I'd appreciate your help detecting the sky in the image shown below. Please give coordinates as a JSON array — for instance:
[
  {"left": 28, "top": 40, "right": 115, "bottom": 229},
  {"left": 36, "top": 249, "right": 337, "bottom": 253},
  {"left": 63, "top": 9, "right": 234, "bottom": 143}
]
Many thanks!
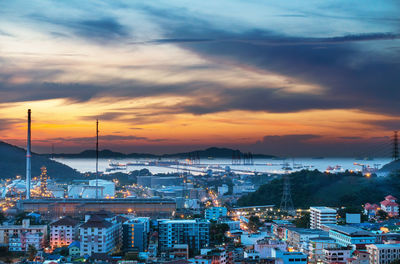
[{"left": 0, "top": 0, "right": 399, "bottom": 156}]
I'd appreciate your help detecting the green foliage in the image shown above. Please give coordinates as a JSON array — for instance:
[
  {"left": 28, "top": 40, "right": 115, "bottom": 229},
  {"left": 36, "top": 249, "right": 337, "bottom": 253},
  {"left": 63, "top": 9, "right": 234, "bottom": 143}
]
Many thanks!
[
  {"left": 238, "top": 169, "right": 397, "bottom": 208},
  {"left": 377, "top": 210, "right": 388, "bottom": 220},
  {"left": 28, "top": 244, "right": 37, "bottom": 261},
  {"left": 124, "top": 252, "right": 140, "bottom": 261},
  {"left": 294, "top": 213, "right": 310, "bottom": 228},
  {"left": 59, "top": 246, "right": 69, "bottom": 257},
  {"left": 248, "top": 216, "right": 262, "bottom": 232},
  {"left": 0, "top": 212, "right": 6, "bottom": 223},
  {"left": 209, "top": 222, "right": 231, "bottom": 245}
]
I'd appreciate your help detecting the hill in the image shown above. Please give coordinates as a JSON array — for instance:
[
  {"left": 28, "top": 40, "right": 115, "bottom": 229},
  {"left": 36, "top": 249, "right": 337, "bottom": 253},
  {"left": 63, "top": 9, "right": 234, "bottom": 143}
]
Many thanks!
[
  {"left": 378, "top": 160, "right": 400, "bottom": 176},
  {"left": 48, "top": 147, "right": 275, "bottom": 159},
  {"left": 237, "top": 169, "right": 400, "bottom": 208},
  {"left": 50, "top": 149, "right": 157, "bottom": 159},
  {"left": 0, "top": 141, "right": 81, "bottom": 181}
]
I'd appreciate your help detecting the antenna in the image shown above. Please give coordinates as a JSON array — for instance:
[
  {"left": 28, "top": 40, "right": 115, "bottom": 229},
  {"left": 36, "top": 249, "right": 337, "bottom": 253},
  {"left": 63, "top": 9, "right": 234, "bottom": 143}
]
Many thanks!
[
  {"left": 96, "top": 119, "right": 99, "bottom": 200},
  {"left": 393, "top": 131, "right": 399, "bottom": 160},
  {"left": 26, "top": 109, "right": 31, "bottom": 200}
]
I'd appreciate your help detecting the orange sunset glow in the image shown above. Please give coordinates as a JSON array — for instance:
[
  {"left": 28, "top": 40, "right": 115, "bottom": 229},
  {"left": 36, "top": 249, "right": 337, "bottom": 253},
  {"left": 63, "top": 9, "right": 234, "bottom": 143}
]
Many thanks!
[{"left": 1, "top": 1, "right": 399, "bottom": 156}]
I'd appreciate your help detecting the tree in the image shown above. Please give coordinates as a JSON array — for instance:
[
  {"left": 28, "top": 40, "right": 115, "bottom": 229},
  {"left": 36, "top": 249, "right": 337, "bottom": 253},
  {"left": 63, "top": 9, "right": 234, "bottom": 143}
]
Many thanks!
[
  {"left": 0, "top": 212, "right": 6, "bottom": 223},
  {"left": 377, "top": 210, "right": 388, "bottom": 220},
  {"left": 209, "top": 222, "right": 231, "bottom": 245},
  {"left": 248, "top": 216, "right": 261, "bottom": 232},
  {"left": 294, "top": 213, "right": 310, "bottom": 228},
  {"left": 28, "top": 244, "right": 37, "bottom": 261},
  {"left": 59, "top": 246, "right": 69, "bottom": 257}
]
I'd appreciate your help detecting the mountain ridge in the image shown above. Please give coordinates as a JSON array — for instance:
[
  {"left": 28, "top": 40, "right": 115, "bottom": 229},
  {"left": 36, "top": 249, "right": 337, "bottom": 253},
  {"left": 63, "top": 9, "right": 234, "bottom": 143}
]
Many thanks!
[{"left": 44, "top": 147, "right": 276, "bottom": 159}]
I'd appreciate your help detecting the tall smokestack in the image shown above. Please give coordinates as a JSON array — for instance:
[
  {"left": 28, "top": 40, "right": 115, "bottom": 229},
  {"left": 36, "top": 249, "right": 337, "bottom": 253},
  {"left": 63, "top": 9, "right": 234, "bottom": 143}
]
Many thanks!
[
  {"left": 26, "top": 109, "right": 31, "bottom": 200},
  {"left": 96, "top": 119, "right": 99, "bottom": 200}
]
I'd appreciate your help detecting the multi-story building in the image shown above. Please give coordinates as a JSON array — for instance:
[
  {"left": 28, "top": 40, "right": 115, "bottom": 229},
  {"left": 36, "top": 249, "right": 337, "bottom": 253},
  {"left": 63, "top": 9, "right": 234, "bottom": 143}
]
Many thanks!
[
  {"left": 272, "top": 220, "right": 295, "bottom": 240},
  {"left": 0, "top": 219, "right": 47, "bottom": 252},
  {"left": 189, "top": 188, "right": 207, "bottom": 200},
  {"left": 79, "top": 213, "right": 120, "bottom": 256},
  {"left": 366, "top": 244, "right": 400, "bottom": 264},
  {"left": 286, "top": 227, "right": 328, "bottom": 249},
  {"left": 168, "top": 244, "right": 189, "bottom": 259},
  {"left": 323, "top": 247, "right": 351, "bottom": 264},
  {"left": 380, "top": 195, "right": 399, "bottom": 217},
  {"left": 271, "top": 248, "right": 308, "bottom": 264},
  {"left": 326, "top": 225, "right": 376, "bottom": 250},
  {"left": 348, "top": 250, "right": 370, "bottom": 264},
  {"left": 50, "top": 216, "right": 80, "bottom": 249},
  {"left": 307, "top": 237, "right": 338, "bottom": 263},
  {"left": 221, "top": 220, "right": 240, "bottom": 231},
  {"left": 254, "top": 239, "right": 287, "bottom": 259},
  {"left": 122, "top": 217, "right": 150, "bottom": 252},
  {"left": 158, "top": 219, "right": 210, "bottom": 254},
  {"left": 364, "top": 203, "right": 379, "bottom": 219},
  {"left": 218, "top": 185, "right": 229, "bottom": 196},
  {"left": 205, "top": 207, "right": 227, "bottom": 221},
  {"left": 310, "top": 207, "right": 337, "bottom": 229},
  {"left": 201, "top": 248, "right": 233, "bottom": 264}
]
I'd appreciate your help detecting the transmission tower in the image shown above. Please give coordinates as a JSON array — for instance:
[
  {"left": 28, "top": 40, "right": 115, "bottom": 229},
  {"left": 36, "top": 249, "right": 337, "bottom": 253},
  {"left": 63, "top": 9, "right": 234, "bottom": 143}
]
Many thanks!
[
  {"left": 393, "top": 131, "right": 399, "bottom": 160},
  {"left": 280, "top": 170, "right": 295, "bottom": 215}
]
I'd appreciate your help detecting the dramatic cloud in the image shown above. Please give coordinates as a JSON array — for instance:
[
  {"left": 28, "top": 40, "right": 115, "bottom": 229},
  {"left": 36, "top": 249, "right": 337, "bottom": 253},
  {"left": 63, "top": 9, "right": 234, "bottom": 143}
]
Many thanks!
[
  {"left": 0, "top": 118, "right": 22, "bottom": 131},
  {"left": 0, "top": 0, "right": 399, "bottom": 155},
  {"left": 248, "top": 134, "right": 391, "bottom": 157}
]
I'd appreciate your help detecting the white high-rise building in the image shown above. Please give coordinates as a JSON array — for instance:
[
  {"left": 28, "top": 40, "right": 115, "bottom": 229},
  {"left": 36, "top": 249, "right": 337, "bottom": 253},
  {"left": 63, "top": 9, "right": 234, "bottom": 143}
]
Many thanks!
[
  {"left": 310, "top": 206, "right": 337, "bottom": 229},
  {"left": 79, "top": 213, "right": 120, "bottom": 256},
  {"left": 50, "top": 216, "right": 80, "bottom": 249}
]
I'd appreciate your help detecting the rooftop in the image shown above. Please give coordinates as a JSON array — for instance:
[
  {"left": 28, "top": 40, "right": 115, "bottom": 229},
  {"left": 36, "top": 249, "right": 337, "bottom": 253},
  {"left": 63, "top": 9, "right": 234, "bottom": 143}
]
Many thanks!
[
  {"left": 50, "top": 216, "right": 79, "bottom": 227},
  {"left": 310, "top": 206, "right": 337, "bottom": 213},
  {"left": 80, "top": 215, "right": 113, "bottom": 229},
  {"left": 326, "top": 224, "right": 375, "bottom": 237},
  {"left": 309, "top": 236, "right": 336, "bottom": 241},
  {"left": 368, "top": 244, "right": 400, "bottom": 249}
]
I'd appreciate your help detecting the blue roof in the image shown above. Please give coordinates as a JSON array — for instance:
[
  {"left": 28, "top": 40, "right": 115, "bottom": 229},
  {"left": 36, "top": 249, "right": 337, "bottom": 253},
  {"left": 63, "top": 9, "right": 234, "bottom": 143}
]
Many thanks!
[{"left": 68, "top": 241, "right": 80, "bottom": 248}]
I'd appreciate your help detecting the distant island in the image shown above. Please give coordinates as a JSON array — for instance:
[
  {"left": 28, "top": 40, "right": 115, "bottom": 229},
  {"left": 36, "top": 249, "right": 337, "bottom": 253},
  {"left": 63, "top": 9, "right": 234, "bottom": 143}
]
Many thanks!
[{"left": 44, "top": 147, "right": 276, "bottom": 159}]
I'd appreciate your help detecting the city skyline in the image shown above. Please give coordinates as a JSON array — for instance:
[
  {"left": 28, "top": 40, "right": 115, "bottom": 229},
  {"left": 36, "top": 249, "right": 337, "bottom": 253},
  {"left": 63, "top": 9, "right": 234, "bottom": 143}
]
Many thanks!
[{"left": 0, "top": 1, "right": 399, "bottom": 156}]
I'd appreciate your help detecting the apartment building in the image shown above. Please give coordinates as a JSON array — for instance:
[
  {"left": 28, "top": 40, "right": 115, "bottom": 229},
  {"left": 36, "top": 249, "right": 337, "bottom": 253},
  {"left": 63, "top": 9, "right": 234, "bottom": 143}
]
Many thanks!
[
  {"left": 158, "top": 219, "right": 210, "bottom": 253},
  {"left": 79, "top": 213, "right": 120, "bottom": 256},
  {"left": 0, "top": 219, "right": 47, "bottom": 252},
  {"left": 50, "top": 216, "right": 80, "bottom": 249},
  {"left": 366, "top": 244, "right": 400, "bottom": 264},
  {"left": 310, "top": 207, "right": 337, "bottom": 229},
  {"left": 122, "top": 217, "right": 150, "bottom": 252}
]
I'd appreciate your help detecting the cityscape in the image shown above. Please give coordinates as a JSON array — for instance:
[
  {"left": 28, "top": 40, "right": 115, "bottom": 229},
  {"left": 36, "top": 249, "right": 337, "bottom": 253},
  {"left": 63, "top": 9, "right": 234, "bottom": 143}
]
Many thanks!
[{"left": 1, "top": 1, "right": 400, "bottom": 264}]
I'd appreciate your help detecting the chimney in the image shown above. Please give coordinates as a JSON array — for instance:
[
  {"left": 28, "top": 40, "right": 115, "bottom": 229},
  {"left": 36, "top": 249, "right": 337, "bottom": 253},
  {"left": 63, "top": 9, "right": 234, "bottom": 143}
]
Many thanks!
[{"left": 26, "top": 109, "right": 31, "bottom": 200}]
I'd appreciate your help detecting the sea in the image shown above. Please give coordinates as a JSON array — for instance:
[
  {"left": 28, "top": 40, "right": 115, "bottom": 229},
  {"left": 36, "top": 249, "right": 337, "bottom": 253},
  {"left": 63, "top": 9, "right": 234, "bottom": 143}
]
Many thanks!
[{"left": 53, "top": 157, "right": 392, "bottom": 175}]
